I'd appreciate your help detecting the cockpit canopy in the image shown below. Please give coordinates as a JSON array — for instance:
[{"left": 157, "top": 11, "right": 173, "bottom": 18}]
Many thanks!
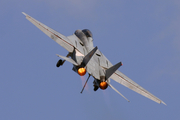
[{"left": 82, "top": 29, "right": 93, "bottom": 38}]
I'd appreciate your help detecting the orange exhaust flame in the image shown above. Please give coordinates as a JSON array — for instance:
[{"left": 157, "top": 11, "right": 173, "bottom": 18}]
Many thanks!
[
  {"left": 78, "top": 68, "right": 86, "bottom": 76},
  {"left": 99, "top": 81, "right": 108, "bottom": 90}
]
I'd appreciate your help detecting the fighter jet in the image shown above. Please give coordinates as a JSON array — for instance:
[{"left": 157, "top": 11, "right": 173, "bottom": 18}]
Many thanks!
[{"left": 22, "top": 12, "right": 166, "bottom": 105}]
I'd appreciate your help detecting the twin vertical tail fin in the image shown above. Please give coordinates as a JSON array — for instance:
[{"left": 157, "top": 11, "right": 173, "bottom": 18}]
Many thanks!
[
  {"left": 81, "top": 46, "right": 98, "bottom": 67},
  {"left": 79, "top": 47, "right": 98, "bottom": 93},
  {"left": 105, "top": 62, "right": 130, "bottom": 102},
  {"left": 105, "top": 62, "right": 123, "bottom": 79}
]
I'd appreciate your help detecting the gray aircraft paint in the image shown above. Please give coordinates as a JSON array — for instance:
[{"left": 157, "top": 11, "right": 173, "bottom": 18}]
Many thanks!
[{"left": 22, "top": 12, "right": 166, "bottom": 105}]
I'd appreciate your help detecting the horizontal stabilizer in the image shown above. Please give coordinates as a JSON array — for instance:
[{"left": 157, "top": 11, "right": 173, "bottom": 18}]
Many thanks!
[
  {"left": 108, "top": 83, "right": 130, "bottom": 102},
  {"left": 56, "top": 54, "right": 78, "bottom": 66},
  {"left": 81, "top": 46, "right": 98, "bottom": 67},
  {"left": 106, "top": 62, "right": 122, "bottom": 79}
]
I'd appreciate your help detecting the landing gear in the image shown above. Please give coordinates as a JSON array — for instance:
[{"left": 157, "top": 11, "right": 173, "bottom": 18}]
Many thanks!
[
  {"left": 93, "top": 85, "right": 99, "bottom": 91},
  {"left": 93, "top": 79, "right": 99, "bottom": 91},
  {"left": 56, "top": 59, "right": 63, "bottom": 67}
]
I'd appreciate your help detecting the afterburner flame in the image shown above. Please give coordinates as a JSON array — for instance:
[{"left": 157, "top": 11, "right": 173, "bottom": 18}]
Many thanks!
[
  {"left": 78, "top": 68, "right": 86, "bottom": 76},
  {"left": 99, "top": 81, "right": 108, "bottom": 90}
]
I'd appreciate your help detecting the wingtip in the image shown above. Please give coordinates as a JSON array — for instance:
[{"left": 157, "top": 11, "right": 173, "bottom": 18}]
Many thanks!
[
  {"left": 22, "top": 12, "right": 27, "bottom": 16},
  {"left": 161, "top": 101, "right": 167, "bottom": 106},
  {"left": 56, "top": 54, "right": 61, "bottom": 57}
]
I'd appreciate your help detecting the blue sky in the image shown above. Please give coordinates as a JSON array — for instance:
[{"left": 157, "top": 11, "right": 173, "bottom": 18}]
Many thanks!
[{"left": 1, "top": 0, "right": 180, "bottom": 120}]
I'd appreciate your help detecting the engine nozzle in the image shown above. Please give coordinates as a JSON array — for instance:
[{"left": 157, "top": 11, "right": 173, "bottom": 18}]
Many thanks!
[
  {"left": 99, "top": 81, "right": 108, "bottom": 90},
  {"left": 78, "top": 68, "right": 86, "bottom": 76}
]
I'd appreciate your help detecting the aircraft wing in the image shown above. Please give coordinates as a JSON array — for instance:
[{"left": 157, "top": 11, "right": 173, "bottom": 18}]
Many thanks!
[
  {"left": 22, "top": 12, "right": 74, "bottom": 53},
  {"left": 110, "top": 70, "right": 166, "bottom": 105},
  {"left": 96, "top": 50, "right": 166, "bottom": 105}
]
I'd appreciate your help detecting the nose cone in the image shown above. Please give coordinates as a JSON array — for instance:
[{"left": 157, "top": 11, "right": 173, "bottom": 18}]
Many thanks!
[{"left": 99, "top": 81, "right": 108, "bottom": 90}]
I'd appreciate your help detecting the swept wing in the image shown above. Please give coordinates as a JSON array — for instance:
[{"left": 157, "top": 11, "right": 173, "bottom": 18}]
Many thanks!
[
  {"left": 23, "top": 12, "right": 165, "bottom": 105},
  {"left": 97, "top": 50, "right": 166, "bottom": 105},
  {"left": 22, "top": 12, "right": 85, "bottom": 55},
  {"left": 110, "top": 70, "right": 166, "bottom": 105}
]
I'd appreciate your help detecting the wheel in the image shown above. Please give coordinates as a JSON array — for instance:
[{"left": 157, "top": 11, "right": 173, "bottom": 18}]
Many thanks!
[
  {"left": 93, "top": 85, "right": 99, "bottom": 91},
  {"left": 56, "top": 59, "right": 63, "bottom": 67}
]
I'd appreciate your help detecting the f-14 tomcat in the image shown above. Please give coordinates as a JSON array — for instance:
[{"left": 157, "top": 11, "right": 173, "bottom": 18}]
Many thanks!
[{"left": 22, "top": 12, "right": 166, "bottom": 105}]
